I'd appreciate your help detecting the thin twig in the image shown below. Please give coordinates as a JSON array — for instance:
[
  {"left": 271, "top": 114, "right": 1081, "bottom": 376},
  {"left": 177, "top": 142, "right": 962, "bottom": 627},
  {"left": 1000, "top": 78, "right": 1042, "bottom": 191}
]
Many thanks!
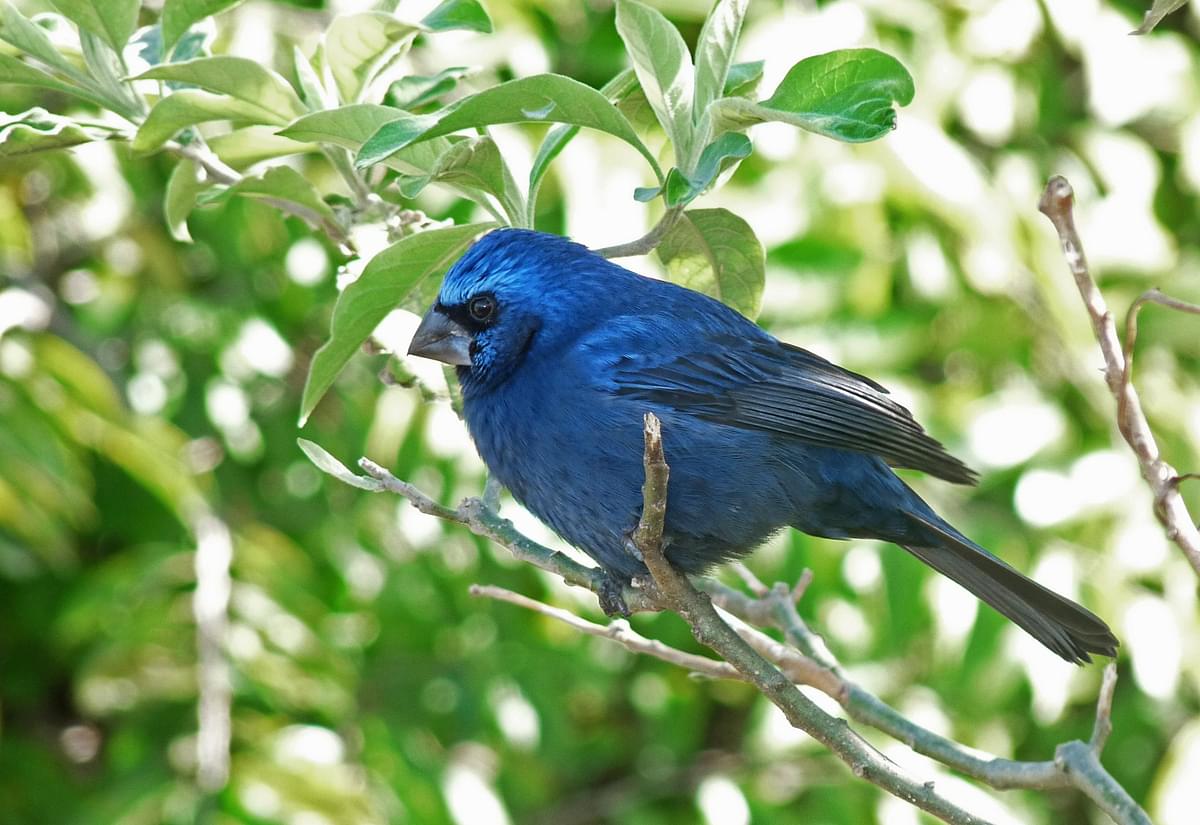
[
  {"left": 594, "top": 206, "right": 684, "bottom": 258},
  {"left": 1122, "top": 288, "right": 1200, "bottom": 387},
  {"left": 631, "top": 414, "right": 991, "bottom": 825},
  {"left": 469, "top": 584, "right": 739, "bottom": 680},
  {"left": 357, "top": 457, "right": 658, "bottom": 612},
  {"left": 1038, "top": 175, "right": 1200, "bottom": 577}
]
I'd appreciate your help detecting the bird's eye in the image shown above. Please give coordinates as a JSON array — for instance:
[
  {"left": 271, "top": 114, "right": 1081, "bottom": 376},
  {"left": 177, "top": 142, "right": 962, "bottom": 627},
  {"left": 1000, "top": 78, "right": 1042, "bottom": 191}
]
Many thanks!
[{"left": 468, "top": 295, "right": 496, "bottom": 323}]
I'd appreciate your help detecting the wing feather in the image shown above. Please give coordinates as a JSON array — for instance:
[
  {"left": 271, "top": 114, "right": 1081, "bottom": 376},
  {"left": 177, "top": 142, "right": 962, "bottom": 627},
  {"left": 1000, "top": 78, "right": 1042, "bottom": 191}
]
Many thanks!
[{"left": 610, "top": 332, "right": 977, "bottom": 485}]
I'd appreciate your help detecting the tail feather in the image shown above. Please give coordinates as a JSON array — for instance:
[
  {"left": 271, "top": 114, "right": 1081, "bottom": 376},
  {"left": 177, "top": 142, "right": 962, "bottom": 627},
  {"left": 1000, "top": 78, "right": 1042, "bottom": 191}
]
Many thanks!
[{"left": 904, "top": 513, "right": 1118, "bottom": 664}]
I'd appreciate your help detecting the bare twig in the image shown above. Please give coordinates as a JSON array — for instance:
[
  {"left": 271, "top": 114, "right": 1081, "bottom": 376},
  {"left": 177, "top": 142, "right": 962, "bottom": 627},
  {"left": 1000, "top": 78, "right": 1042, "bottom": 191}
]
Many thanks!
[
  {"left": 632, "top": 414, "right": 990, "bottom": 825},
  {"left": 357, "top": 457, "right": 659, "bottom": 612},
  {"left": 1038, "top": 175, "right": 1200, "bottom": 577},
  {"left": 594, "top": 206, "right": 684, "bottom": 259},
  {"left": 469, "top": 584, "right": 739, "bottom": 680}
]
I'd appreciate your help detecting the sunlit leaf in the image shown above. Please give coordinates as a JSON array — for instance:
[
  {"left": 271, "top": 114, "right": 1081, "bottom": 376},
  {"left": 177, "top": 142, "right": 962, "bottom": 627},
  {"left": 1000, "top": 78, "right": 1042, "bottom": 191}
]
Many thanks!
[
  {"left": 132, "top": 89, "right": 274, "bottom": 152},
  {"left": 47, "top": 0, "right": 139, "bottom": 52},
  {"left": 292, "top": 44, "right": 333, "bottom": 110},
  {"left": 657, "top": 207, "right": 764, "bottom": 318},
  {"left": 614, "top": 0, "right": 694, "bottom": 164},
  {"left": 163, "top": 157, "right": 206, "bottom": 241},
  {"left": 206, "top": 126, "right": 313, "bottom": 168},
  {"left": 399, "top": 135, "right": 523, "bottom": 225},
  {"left": 708, "top": 48, "right": 914, "bottom": 143},
  {"left": 136, "top": 57, "right": 306, "bottom": 123},
  {"left": 0, "top": 107, "right": 117, "bottom": 157},
  {"left": 209, "top": 165, "right": 337, "bottom": 226},
  {"left": 299, "top": 222, "right": 495, "bottom": 425},
  {"left": 356, "top": 73, "right": 662, "bottom": 182},
  {"left": 386, "top": 66, "right": 472, "bottom": 110},
  {"left": 526, "top": 69, "right": 639, "bottom": 225},
  {"left": 0, "top": 1, "right": 89, "bottom": 80},
  {"left": 296, "top": 439, "right": 384, "bottom": 491},
  {"left": 0, "top": 53, "right": 101, "bottom": 104},
  {"left": 278, "top": 104, "right": 454, "bottom": 174},
  {"left": 324, "top": 11, "right": 420, "bottom": 104},
  {"left": 420, "top": 0, "right": 492, "bottom": 33},
  {"left": 635, "top": 133, "right": 751, "bottom": 206},
  {"left": 693, "top": 0, "right": 748, "bottom": 124},
  {"left": 161, "top": 0, "right": 244, "bottom": 50},
  {"left": 723, "top": 60, "right": 763, "bottom": 97}
]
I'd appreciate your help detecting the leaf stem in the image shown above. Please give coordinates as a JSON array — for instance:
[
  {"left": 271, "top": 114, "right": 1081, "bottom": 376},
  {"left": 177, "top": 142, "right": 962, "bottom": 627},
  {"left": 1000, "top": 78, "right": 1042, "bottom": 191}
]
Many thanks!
[{"left": 594, "top": 205, "right": 683, "bottom": 258}]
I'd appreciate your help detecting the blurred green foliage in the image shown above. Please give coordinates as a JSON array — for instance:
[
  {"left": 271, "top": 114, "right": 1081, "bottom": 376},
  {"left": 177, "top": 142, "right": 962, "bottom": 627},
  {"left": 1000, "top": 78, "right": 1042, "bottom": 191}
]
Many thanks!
[{"left": 3, "top": 1, "right": 1200, "bottom": 824}]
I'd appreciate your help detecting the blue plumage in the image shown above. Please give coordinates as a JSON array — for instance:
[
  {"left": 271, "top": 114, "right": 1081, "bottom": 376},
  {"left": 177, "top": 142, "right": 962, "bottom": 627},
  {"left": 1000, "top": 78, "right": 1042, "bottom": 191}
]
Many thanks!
[{"left": 408, "top": 228, "right": 1117, "bottom": 664}]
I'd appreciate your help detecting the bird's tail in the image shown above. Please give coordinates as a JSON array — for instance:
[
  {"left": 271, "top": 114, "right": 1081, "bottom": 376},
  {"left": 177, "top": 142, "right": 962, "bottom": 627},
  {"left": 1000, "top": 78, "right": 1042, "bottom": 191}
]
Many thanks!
[{"left": 902, "top": 512, "right": 1118, "bottom": 664}]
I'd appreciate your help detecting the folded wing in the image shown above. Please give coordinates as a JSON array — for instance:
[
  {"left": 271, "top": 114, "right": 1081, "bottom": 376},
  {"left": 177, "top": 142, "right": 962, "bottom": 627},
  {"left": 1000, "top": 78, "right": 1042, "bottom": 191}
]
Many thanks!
[{"left": 609, "top": 332, "right": 978, "bottom": 485}]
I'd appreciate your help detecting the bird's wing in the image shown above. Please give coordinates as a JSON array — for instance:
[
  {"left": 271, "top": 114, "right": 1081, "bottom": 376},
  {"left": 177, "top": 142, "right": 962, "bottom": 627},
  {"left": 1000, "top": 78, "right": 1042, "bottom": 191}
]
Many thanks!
[{"left": 603, "top": 328, "right": 978, "bottom": 485}]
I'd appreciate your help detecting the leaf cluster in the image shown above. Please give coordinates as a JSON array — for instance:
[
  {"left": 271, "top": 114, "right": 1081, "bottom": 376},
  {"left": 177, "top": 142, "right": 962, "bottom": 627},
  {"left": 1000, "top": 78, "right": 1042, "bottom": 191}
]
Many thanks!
[{"left": 1, "top": 0, "right": 914, "bottom": 425}]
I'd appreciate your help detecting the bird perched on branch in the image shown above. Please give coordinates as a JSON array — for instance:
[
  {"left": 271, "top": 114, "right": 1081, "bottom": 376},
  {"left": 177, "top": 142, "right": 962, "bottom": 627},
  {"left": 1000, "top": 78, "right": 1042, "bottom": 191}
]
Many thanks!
[{"left": 408, "top": 228, "right": 1118, "bottom": 664}]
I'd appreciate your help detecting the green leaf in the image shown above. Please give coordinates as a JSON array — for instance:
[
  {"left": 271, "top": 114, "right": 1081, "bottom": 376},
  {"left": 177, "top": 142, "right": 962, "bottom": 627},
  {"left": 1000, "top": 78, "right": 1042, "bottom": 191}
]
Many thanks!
[
  {"left": 213, "top": 165, "right": 337, "bottom": 225},
  {"left": 292, "top": 45, "right": 333, "bottom": 110},
  {"left": 0, "top": 107, "right": 117, "bottom": 157},
  {"left": 614, "top": 0, "right": 694, "bottom": 166},
  {"left": 723, "top": 59, "right": 763, "bottom": 97},
  {"left": 324, "top": 11, "right": 420, "bottom": 104},
  {"left": 206, "top": 126, "right": 313, "bottom": 168},
  {"left": 0, "top": 53, "right": 98, "bottom": 102},
  {"left": 136, "top": 57, "right": 306, "bottom": 123},
  {"left": 161, "top": 0, "right": 244, "bottom": 51},
  {"left": 420, "top": 0, "right": 492, "bottom": 33},
  {"left": 46, "top": 0, "right": 139, "bottom": 52},
  {"left": 79, "top": 29, "right": 139, "bottom": 114},
  {"left": 1133, "top": 0, "right": 1187, "bottom": 34},
  {"left": 657, "top": 207, "right": 763, "bottom": 318},
  {"left": 709, "top": 48, "right": 914, "bottom": 143},
  {"left": 399, "top": 136, "right": 523, "bottom": 225},
  {"left": 0, "top": 1, "right": 88, "bottom": 80},
  {"left": 526, "top": 69, "right": 639, "bottom": 226},
  {"left": 684, "top": 131, "right": 750, "bottom": 199},
  {"left": 299, "top": 222, "right": 495, "bottom": 425},
  {"left": 386, "top": 66, "right": 471, "bottom": 110},
  {"left": 163, "top": 157, "right": 207, "bottom": 241},
  {"left": 132, "top": 89, "right": 275, "bottom": 152},
  {"left": 693, "top": 0, "right": 747, "bottom": 125},
  {"left": 356, "top": 73, "right": 662, "bottom": 182},
  {"left": 278, "top": 105, "right": 456, "bottom": 177},
  {"left": 279, "top": 104, "right": 407, "bottom": 150},
  {"left": 297, "top": 439, "right": 384, "bottom": 491},
  {"left": 636, "top": 133, "right": 751, "bottom": 206}
]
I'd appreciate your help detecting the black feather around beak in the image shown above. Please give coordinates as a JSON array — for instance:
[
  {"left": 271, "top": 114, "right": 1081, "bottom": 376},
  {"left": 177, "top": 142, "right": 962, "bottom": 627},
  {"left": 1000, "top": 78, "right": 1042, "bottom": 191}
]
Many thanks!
[{"left": 408, "top": 308, "right": 473, "bottom": 366}]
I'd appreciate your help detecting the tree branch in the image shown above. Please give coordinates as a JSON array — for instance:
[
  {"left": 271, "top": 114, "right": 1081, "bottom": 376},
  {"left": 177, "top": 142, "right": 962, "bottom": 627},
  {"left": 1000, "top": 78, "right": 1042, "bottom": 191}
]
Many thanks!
[
  {"left": 594, "top": 206, "right": 683, "bottom": 259},
  {"left": 1038, "top": 175, "right": 1200, "bottom": 578},
  {"left": 631, "top": 413, "right": 991, "bottom": 825},
  {"left": 333, "top": 435, "right": 1147, "bottom": 824}
]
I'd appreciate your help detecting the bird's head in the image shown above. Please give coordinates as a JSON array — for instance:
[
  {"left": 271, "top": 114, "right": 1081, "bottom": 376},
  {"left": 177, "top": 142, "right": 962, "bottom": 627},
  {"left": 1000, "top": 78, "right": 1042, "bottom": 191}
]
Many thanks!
[{"left": 407, "top": 228, "right": 622, "bottom": 393}]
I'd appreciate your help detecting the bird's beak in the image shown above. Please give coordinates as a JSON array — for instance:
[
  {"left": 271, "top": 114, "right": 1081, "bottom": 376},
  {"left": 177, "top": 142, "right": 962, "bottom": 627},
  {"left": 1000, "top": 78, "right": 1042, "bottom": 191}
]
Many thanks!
[{"left": 408, "top": 308, "right": 473, "bottom": 366}]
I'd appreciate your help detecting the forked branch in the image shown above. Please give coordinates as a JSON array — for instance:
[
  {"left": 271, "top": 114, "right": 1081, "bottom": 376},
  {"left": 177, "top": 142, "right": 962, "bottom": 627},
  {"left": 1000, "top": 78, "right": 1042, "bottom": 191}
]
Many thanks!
[{"left": 1038, "top": 176, "right": 1200, "bottom": 577}]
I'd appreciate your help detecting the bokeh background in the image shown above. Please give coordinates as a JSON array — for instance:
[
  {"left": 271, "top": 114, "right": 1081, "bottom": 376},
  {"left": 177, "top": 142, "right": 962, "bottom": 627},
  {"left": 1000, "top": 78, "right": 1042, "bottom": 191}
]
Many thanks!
[{"left": 3, "top": 0, "right": 1200, "bottom": 823}]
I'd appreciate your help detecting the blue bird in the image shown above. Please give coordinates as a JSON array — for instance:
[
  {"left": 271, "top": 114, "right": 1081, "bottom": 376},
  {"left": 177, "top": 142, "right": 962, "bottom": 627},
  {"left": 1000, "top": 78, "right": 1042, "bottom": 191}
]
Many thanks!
[{"left": 408, "top": 228, "right": 1118, "bottom": 664}]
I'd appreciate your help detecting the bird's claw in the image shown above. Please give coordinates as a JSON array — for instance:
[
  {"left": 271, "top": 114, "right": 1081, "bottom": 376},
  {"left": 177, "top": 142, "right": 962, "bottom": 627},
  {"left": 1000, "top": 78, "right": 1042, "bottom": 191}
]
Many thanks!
[{"left": 597, "top": 572, "right": 632, "bottom": 617}]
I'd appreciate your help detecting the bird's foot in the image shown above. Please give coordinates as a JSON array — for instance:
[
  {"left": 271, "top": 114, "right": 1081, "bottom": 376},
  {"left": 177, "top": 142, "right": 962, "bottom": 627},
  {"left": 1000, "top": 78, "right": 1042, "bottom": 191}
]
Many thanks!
[{"left": 597, "top": 571, "right": 632, "bottom": 618}]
